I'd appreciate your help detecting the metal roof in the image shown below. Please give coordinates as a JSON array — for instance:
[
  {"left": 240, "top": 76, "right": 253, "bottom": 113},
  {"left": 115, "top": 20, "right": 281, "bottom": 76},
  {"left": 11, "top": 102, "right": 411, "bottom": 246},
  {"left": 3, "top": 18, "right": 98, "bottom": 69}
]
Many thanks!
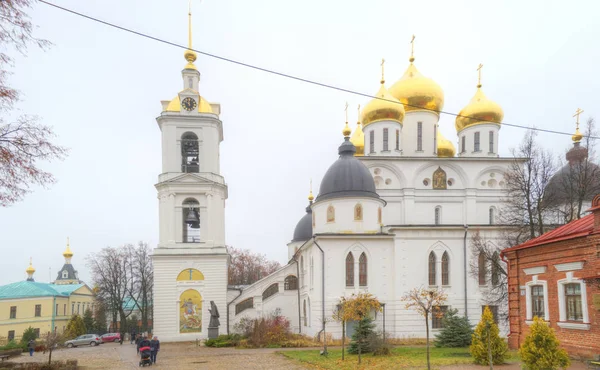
[{"left": 0, "top": 281, "right": 85, "bottom": 300}]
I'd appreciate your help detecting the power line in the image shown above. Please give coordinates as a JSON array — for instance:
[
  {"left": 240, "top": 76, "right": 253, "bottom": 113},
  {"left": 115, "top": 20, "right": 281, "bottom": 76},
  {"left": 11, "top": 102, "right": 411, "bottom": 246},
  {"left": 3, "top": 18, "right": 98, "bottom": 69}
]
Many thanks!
[{"left": 39, "top": 0, "right": 599, "bottom": 140}]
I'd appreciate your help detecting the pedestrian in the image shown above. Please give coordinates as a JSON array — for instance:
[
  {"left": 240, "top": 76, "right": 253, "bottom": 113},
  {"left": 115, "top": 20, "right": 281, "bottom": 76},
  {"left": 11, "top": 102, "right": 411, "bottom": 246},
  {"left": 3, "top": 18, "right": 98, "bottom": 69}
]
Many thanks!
[
  {"left": 135, "top": 334, "right": 142, "bottom": 354},
  {"left": 130, "top": 331, "right": 136, "bottom": 344},
  {"left": 27, "top": 340, "right": 35, "bottom": 356},
  {"left": 150, "top": 336, "right": 160, "bottom": 364}
]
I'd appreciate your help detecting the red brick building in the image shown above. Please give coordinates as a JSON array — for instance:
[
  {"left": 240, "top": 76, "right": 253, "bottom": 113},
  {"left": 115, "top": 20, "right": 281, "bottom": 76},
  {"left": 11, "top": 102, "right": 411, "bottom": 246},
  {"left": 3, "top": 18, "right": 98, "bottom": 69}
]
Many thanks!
[{"left": 502, "top": 194, "right": 600, "bottom": 357}]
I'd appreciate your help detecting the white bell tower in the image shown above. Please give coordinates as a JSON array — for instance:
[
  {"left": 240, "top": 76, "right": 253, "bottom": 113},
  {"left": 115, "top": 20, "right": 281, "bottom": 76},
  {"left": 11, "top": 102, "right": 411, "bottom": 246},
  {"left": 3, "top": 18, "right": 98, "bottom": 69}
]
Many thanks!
[{"left": 152, "top": 5, "right": 228, "bottom": 342}]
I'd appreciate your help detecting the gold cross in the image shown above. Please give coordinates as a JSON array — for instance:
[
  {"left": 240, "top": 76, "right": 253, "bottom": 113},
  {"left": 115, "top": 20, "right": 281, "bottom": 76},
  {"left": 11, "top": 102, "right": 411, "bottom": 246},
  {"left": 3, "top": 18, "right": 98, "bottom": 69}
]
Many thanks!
[
  {"left": 477, "top": 63, "right": 483, "bottom": 87},
  {"left": 573, "top": 108, "right": 584, "bottom": 126},
  {"left": 410, "top": 35, "right": 416, "bottom": 62},
  {"left": 344, "top": 102, "right": 349, "bottom": 122},
  {"left": 380, "top": 58, "right": 385, "bottom": 83}
]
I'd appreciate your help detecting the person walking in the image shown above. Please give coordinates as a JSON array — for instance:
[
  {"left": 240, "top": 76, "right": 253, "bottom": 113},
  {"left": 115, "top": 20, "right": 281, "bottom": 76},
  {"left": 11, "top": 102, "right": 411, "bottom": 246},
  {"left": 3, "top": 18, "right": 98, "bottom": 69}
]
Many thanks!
[
  {"left": 135, "top": 335, "right": 142, "bottom": 355},
  {"left": 27, "top": 340, "right": 35, "bottom": 356},
  {"left": 150, "top": 336, "right": 160, "bottom": 364},
  {"left": 130, "top": 331, "right": 136, "bottom": 344}
]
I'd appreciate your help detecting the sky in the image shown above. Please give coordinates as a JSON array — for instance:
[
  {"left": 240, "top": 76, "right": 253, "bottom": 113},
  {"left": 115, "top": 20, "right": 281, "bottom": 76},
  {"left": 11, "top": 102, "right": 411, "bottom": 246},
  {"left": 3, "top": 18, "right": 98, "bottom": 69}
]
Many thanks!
[{"left": 0, "top": 0, "right": 599, "bottom": 285}]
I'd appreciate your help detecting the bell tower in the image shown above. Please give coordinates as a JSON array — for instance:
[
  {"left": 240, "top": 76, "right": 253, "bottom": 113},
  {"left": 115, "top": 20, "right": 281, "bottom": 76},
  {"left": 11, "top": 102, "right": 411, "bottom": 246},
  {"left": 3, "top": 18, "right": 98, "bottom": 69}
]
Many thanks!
[{"left": 152, "top": 4, "right": 228, "bottom": 342}]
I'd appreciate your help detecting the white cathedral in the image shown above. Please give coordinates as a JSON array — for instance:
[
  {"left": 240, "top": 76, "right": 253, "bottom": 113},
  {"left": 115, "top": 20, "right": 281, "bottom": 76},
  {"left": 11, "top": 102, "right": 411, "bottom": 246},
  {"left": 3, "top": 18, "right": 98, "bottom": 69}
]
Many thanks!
[{"left": 152, "top": 15, "right": 513, "bottom": 342}]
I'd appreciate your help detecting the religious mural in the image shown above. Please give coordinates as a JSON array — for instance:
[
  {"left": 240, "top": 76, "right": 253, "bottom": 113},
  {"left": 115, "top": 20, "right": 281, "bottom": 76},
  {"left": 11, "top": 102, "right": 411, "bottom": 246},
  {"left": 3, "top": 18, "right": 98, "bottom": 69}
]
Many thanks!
[
  {"left": 180, "top": 289, "right": 202, "bottom": 333},
  {"left": 432, "top": 167, "right": 447, "bottom": 190},
  {"left": 354, "top": 203, "right": 363, "bottom": 221},
  {"left": 327, "top": 205, "right": 335, "bottom": 222}
]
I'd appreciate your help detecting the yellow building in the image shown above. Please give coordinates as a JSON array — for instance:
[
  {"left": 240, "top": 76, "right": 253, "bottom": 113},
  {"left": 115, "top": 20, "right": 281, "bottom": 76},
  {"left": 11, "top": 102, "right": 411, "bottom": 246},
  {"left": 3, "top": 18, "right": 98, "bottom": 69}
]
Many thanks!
[{"left": 0, "top": 241, "right": 94, "bottom": 342}]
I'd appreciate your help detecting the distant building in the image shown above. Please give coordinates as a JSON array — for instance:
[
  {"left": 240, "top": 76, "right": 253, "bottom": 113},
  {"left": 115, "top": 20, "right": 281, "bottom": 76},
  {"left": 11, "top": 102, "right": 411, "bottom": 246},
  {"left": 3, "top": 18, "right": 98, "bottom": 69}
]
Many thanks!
[
  {"left": 0, "top": 240, "right": 94, "bottom": 342},
  {"left": 503, "top": 194, "right": 600, "bottom": 357}
]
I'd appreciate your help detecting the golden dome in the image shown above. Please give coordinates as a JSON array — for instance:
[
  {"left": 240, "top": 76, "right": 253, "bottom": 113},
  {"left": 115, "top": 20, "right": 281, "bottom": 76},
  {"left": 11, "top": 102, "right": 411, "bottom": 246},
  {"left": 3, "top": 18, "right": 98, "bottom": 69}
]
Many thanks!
[
  {"left": 361, "top": 83, "right": 405, "bottom": 127},
  {"left": 572, "top": 127, "right": 583, "bottom": 143},
  {"left": 437, "top": 129, "right": 455, "bottom": 158},
  {"left": 455, "top": 87, "right": 504, "bottom": 132},
  {"left": 26, "top": 260, "right": 35, "bottom": 274},
  {"left": 342, "top": 121, "right": 352, "bottom": 137},
  {"left": 308, "top": 189, "right": 314, "bottom": 202},
  {"left": 389, "top": 62, "right": 444, "bottom": 115},
  {"left": 184, "top": 50, "right": 198, "bottom": 70},
  {"left": 350, "top": 122, "right": 364, "bottom": 156},
  {"left": 63, "top": 243, "right": 73, "bottom": 259},
  {"left": 165, "top": 95, "right": 213, "bottom": 113}
]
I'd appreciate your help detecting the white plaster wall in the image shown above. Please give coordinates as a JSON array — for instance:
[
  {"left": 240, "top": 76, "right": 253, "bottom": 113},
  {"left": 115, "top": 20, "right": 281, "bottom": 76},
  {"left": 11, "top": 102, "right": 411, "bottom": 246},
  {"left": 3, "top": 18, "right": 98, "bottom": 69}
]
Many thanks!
[
  {"left": 458, "top": 124, "right": 500, "bottom": 158},
  {"left": 312, "top": 198, "right": 385, "bottom": 235},
  {"left": 401, "top": 112, "right": 439, "bottom": 156},
  {"left": 362, "top": 120, "right": 403, "bottom": 156}
]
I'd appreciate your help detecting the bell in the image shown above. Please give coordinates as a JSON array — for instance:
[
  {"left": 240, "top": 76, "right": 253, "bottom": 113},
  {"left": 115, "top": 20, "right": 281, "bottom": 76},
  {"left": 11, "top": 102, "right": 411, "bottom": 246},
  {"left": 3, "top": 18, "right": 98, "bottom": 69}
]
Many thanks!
[{"left": 185, "top": 208, "right": 199, "bottom": 225}]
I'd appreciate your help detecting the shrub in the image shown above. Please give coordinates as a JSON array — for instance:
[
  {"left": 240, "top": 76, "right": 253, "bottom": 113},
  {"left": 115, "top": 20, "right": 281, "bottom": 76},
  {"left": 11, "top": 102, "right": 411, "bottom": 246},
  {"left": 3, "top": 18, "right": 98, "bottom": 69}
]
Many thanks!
[
  {"left": 233, "top": 312, "right": 293, "bottom": 348},
  {"left": 519, "top": 316, "right": 570, "bottom": 370},
  {"left": 0, "top": 340, "right": 26, "bottom": 352},
  {"left": 21, "top": 327, "right": 37, "bottom": 345},
  {"left": 435, "top": 309, "right": 473, "bottom": 347},
  {"left": 470, "top": 306, "right": 508, "bottom": 365},
  {"left": 348, "top": 316, "right": 376, "bottom": 354},
  {"left": 205, "top": 334, "right": 242, "bottom": 347},
  {"left": 65, "top": 315, "right": 86, "bottom": 339},
  {"left": 368, "top": 331, "right": 392, "bottom": 356}
]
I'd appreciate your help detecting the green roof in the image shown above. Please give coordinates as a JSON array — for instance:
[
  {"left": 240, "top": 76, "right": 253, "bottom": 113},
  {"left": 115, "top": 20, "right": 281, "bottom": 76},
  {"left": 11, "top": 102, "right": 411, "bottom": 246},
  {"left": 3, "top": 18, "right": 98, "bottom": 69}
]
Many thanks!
[{"left": 0, "top": 281, "right": 85, "bottom": 300}]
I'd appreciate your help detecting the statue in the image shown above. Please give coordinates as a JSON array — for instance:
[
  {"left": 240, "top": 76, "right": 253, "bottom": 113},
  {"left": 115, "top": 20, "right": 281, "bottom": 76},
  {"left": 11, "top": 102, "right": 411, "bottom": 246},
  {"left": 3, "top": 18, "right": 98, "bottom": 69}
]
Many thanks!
[
  {"left": 208, "top": 300, "right": 220, "bottom": 339},
  {"left": 432, "top": 167, "right": 447, "bottom": 190}
]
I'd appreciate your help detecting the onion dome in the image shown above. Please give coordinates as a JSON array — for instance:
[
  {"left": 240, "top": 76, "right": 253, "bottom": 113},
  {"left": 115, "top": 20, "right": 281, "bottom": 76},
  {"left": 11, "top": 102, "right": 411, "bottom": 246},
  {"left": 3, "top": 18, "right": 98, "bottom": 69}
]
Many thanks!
[
  {"left": 388, "top": 60, "right": 444, "bottom": 115},
  {"left": 455, "top": 87, "right": 503, "bottom": 132},
  {"left": 350, "top": 121, "right": 365, "bottom": 156},
  {"left": 316, "top": 127, "right": 381, "bottom": 202},
  {"left": 25, "top": 260, "right": 35, "bottom": 275},
  {"left": 361, "top": 83, "right": 405, "bottom": 127},
  {"left": 292, "top": 192, "right": 314, "bottom": 242},
  {"left": 63, "top": 241, "right": 73, "bottom": 259},
  {"left": 437, "top": 129, "right": 456, "bottom": 158},
  {"left": 165, "top": 95, "right": 213, "bottom": 113},
  {"left": 572, "top": 127, "right": 583, "bottom": 143}
]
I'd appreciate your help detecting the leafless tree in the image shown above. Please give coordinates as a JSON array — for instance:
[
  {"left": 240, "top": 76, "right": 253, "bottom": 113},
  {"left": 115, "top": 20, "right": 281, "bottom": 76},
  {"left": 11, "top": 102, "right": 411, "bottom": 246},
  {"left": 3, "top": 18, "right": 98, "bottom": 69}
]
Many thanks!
[
  {"left": 126, "top": 242, "right": 153, "bottom": 332},
  {"left": 43, "top": 330, "right": 63, "bottom": 365},
  {"left": 0, "top": 0, "right": 67, "bottom": 206},
  {"left": 227, "top": 246, "right": 281, "bottom": 285}
]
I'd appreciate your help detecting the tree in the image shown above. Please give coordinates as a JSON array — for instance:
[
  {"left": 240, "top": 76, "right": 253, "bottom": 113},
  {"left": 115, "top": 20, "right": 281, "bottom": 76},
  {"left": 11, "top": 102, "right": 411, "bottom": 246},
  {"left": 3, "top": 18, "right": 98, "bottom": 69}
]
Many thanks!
[
  {"left": 348, "top": 316, "right": 376, "bottom": 355},
  {"left": 434, "top": 308, "right": 473, "bottom": 348},
  {"left": 93, "top": 299, "right": 108, "bottom": 334},
  {"left": 401, "top": 287, "right": 447, "bottom": 370},
  {"left": 227, "top": 246, "right": 281, "bottom": 285},
  {"left": 334, "top": 293, "right": 382, "bottom": 364},
  {"left": 65, "top": 315, "right": 86, "bottom": 339},
  {"left": 82, "top": 308, "right": 94, "bottom": 334},
  {"left": 0, "top": 1, "right": 67, "bottom": 207},
  {"left": 43, "top": 331, "right": 63, "bottom": 365},
  {"left": 126, "top": 242, "right": 153, "bottom": 332},
  {"left": 519, "top": 316, "right": 570, "bottom": 370},
  {"left": 20, "top": 326, "right": 36, "bottom": 345},
  {"left": 470, "top": 306, "right": 507, "bottom": 368}
]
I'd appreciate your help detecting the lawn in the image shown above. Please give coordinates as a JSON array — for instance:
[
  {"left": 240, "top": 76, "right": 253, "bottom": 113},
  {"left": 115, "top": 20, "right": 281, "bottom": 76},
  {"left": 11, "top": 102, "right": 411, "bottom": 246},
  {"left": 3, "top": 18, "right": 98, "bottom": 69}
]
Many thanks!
[{"left": 281, "top": 346, "right": 520, "bottom": 370}]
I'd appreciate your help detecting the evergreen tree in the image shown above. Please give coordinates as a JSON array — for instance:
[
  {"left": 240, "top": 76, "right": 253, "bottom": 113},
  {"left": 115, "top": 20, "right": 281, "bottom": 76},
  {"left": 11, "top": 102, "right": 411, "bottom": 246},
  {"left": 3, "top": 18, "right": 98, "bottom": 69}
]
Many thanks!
[
  {"left": 348, "top": 316, "right": 376, "bottom": 354},
  {"left": 519, "top": 316, "right": 570, "bottom": 370},
  {"left": 83, "top": 309, "right": 94, "bottom": 334},
  {"left": 470, "top": 306, "right": 508, "bottom": 366},
  {"left": 20, "top": 326, "right": 36, "bottom": 344},
  {"left": 65, "top": 315, "right": 86, "bottom": 339},
  {"left": 93, "top": 300, "right": 108, "bottom": 334},
  {"left": 435, "top": 309, "right": 473, "bottom": 348}
]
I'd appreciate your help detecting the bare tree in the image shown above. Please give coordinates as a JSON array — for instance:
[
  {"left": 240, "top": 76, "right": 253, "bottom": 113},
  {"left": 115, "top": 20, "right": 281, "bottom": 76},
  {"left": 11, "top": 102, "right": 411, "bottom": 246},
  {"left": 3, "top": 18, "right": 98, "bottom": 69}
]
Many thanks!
[
  {"left": 227, "top": 246, "right": 281, "bottom": 285},
  {"left": 0, "top": 1, "right": 67, "bottom": 206},
  {"left": 43, "top": 331, "right": 63, "bottom": 365},
  {"left": 126, "top": 242, "right": 153, "bottom": 332}
]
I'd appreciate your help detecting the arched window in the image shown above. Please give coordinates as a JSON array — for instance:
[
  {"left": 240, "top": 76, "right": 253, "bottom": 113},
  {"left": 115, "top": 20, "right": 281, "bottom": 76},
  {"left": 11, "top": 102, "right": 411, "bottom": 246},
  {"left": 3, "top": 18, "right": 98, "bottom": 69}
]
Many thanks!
[
  {"left": 378, "top": 207, "right": 382, "bottom": 225},
  {"left": 327, "top": 205, "right": 335, "bottom": 222},
  {"left": 489, "top": 207, "right": 496, "bottom": 225},
  {"left": 354, "top": 203, "right": 363, "bottom": 221},
  {"left": 310, "top": 257, "right": 314, "bottom": 288},
  {"left": 284, "top": 275, "right": 298, "bottom": 290},
  {"left": 441, "top": 252, "right": 449, "bottom": 286},
  {"left": 300, "top": 256, "right": 305, "bottom": 285},
  {"left": 181, "top": 132, "right": 199, "bottom": 173},
  {"left": 491, "top": 252, "right": 500, "bottom": 286},
  {"left": 262, "top": 283, "right": 279, "bottom": 301},
  {"left": 428, "top": 252, "right": 436, "bottom": 286},
  {"left": 478, "top": 252, "right": 487, "bottom": 285},
  {"left": 345, "top": 253, "right": 354, "bottom": 287},
  {"left": 235, "top": 298, "right": 253, "bottom": 315},
  {"left": 303, "top": 300, "right": 307, "bottom": 326},
  {"left": 182, "top": 198, "right": 200, "bottom": 243},
  {"left": 359, "top": 253, "right": 367, "bottom": 287},
  {"left": 434, "top": 207, "right": 441, "bottom": 225}
]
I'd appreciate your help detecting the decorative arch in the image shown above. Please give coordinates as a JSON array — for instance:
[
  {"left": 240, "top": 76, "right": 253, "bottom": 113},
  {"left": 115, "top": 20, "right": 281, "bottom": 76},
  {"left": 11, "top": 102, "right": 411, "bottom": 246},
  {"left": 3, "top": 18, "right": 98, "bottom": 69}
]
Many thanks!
[
  {"left": 359, "top": 252, "right": 367, "bottom": 287},
  {"left": 284, "top": 275, "right": 298, "bottom": 290},
  {"left": 327, "top": 205, "right": 335, "bottom": 222},
  {"left": 262, "top": 283, "right": 279, "bottom": 301},
  {"left": 345, "top": 252, "right": 354, "bottom": 287},
  {"left": 354, "top": 203, "right": 363, "bottom": 221},
  {"left": 177, "top": 268, "right": 205, "bottom": 281},
  {"left": 428, "top": 252, "right": 437, "bottom": 286},
  {"left": 179, "top": 289, "right": 202, "bottom": 333},
  {"left": 432, "top": 167, "right": 447, "bottom": 190},
  {"left": 441, "top": 251, "right": 449, "bottom": 286},
  {"left": 365, "top": 163, "right": 406, "bottom": 188}
]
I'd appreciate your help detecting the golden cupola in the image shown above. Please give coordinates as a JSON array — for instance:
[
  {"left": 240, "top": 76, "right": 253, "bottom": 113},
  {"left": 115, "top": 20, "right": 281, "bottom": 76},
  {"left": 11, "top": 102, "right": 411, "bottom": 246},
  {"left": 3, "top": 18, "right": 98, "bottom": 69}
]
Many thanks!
[
  {"left": 26, "top": 258, "right": 35, "bottom": 281},
  {"left": 361, "top": 60, "right": 405, "bottom": 127},
  {"left": 389, "top": 36, "right": 444, "bottom": 115},
  {"left": 350, "top": 105, "right": 365, "bottom": 156},
  {"left": 572, "top": 108, "right": 584, "bottom": 143},
  {"left": 455, "top": 64, "right": 504, "bottom": 132},
  {"left": 63, "top": 237, "right": 73, "bottom": 261},
  {"left": 437, "top": 129, "right": 456, "bottom": 158}
]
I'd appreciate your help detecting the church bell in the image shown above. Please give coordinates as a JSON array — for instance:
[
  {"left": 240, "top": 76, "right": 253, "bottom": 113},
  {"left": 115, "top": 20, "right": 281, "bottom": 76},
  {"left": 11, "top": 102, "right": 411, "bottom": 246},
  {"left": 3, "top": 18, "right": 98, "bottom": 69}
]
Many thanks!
[{"left": 185, "top": 208, "right": 199, "bottom": 228}]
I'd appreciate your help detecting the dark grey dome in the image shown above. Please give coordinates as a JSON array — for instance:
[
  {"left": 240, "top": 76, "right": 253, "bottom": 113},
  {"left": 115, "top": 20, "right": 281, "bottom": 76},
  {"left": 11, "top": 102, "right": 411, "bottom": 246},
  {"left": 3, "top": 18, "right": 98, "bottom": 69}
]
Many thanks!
[
  {"left": 316, "top": 138, "right": 380, "bottom": 202},
  {"left": 292, "top": 205, "right": 313, "bottom": 242}
]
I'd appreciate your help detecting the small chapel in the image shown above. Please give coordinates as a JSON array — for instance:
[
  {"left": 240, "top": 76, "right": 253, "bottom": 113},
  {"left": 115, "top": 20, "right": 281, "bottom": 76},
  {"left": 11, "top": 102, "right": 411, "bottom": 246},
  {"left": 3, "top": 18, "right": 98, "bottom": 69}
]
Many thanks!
[{"left": 152, "top": 11, "right": 522, "bottom": 342}]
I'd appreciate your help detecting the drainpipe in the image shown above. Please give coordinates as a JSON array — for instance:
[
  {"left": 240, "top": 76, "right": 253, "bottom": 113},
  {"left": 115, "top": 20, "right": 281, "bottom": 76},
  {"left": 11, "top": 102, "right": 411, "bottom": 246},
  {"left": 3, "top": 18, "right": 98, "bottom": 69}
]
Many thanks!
[
  {"left": 226, "top": 288, "right": 243, "bottom": 335},
  {"left": 293, "top": 255, "right": 302, "bottom": 334},
  {"left": 463, "top": 225, "right": 469, "bottom": 318},
  {"left": 313, "top": 239, "right": 327, "bottom": 355},
  {"left": 51, "top": 296, "right": 57, "bottom": 333}
]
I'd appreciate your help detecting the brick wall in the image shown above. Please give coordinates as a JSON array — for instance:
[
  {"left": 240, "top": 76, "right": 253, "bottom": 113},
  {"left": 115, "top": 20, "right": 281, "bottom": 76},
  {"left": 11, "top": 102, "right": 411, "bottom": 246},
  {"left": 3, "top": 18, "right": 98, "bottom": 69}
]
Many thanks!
[{"left": 505, "top": 234, "right": 600, "bottom": 357}]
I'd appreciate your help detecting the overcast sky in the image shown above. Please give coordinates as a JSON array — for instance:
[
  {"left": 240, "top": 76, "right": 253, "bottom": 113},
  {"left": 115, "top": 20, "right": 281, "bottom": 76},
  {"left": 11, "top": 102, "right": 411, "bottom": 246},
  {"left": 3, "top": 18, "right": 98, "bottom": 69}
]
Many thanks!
[{"left": 1, "top": 0, "right": 598, "bottom": 285}]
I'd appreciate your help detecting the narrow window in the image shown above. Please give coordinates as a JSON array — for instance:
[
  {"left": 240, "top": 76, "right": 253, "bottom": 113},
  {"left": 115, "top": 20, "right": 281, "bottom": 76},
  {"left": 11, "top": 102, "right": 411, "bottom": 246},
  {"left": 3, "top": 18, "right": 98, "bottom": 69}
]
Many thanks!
[
  {"left": 300, "top": 256, "right": 304, "bottom": 285},
  {"left": 491, "top": 252, "right": 500, "bottom": 286},
  {"left": 55, "top": 304, "right": 58, "bottom": 315},
  {"left": 181, "top": 132, "right": 200, "bottom": 173},
  {"left": 434, "top": 206, "right": 441, "bottom": 225},
  {"left": 395, "top": 129, "right": 400, "bottom": 150},
  {"left": 531, "top": 285, "right": 545, "bottom": 319},
  {"left": 359, "top": 253, "right": 367, "bottom": 287},
  {"left": 262, "top": 283, "right": 279, "bottom": 301},
  {"left": 77, "top": 303, "right": 80, "bottom": 314},
  {"left": 7, "top": 331, "right": 14, "bottom": 341},
  {"left": 62, "top": 270, "right": 68, "bottom": 279},
  {"left": 432, "top": 305, "right": 448, "bottom": 329},
  {"left": 310, "top": 257, "right": 314, "bottom": 287},
  {"left": 383, "top": 128, "right": 389, "bottom": 151},
  {"left": 9, "top": 306, "right": 16, "bottom": 319},
  {"left": 489, "top": 207, "right": 495, "bottom": 225},
  {"left": 284, "top": 275, "right": 298, "bottom": 290},
  {"left": 33, "top": 328, "right": 40, "bottom": 338},
  {"left": 369, "top": 131, "right": 375, "bottom": 153},
  {"left": 182, "top": 198, "right": 200, "bottom": 243},
  {"left": 474, "top": 132, "right": 480, "bottom": 152},
  {"left": 354, "top": 203, "right": 363, "bottom": 221},
  {"left": 63, "top": 304, "right": 66, "bottom": 316},
  {"left": 71, "top": 303, "right": 74, "bottom": 315},
  {"left": 303, "top": 300, "right": 307, "bottom": 326},
  {"left": 488, "top": 131, "right": 494, "bottom": 153},
  {"left": 565, "top": 283, "right": 583, "bottom": 321},
  {"left": 235, "top": 298, "right": 254, "bottom": 315},
  {"left": 345, "top": 253, "right": 354, "bottom": 287},
  {"left": 188, "top": 77, "right": 193, "bottom": 89},
  {"left": 478, "top": 252, "right": 487, "bottom": 285},
  {"left": 441, "top": 252, "right": 449, "bottom": 285},
  {"left": 461, "top": 136, "right": 465, "bottom": 153},
  {"left": 433, "top": 127, "right": 437, "bottom": 154},
  {"left": 377, "top": 207, "right": 382, "bottom": 225},
  {"left": 428, "top": 252, "right": 436, "bottom": 286},
  {"left": 417, "top": 122, "right": 423, "bottom": 151}
]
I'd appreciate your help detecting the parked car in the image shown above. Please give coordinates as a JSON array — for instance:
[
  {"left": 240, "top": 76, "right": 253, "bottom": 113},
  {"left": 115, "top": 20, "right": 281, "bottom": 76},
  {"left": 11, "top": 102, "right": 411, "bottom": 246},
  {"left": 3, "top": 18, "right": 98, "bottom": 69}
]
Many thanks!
[
  {"left": 65, "top": 334, "right": 102, "bottom": 348},
  {"left": 100, "top": 333, "right": 121, "bottom": 343}
]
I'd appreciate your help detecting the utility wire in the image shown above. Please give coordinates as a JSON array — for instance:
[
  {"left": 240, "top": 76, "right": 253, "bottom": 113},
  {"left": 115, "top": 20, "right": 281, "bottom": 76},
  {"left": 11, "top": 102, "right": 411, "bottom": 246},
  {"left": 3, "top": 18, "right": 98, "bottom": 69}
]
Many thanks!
[{"left": 39, "top": 0, "right": 599, "bottom": 140}]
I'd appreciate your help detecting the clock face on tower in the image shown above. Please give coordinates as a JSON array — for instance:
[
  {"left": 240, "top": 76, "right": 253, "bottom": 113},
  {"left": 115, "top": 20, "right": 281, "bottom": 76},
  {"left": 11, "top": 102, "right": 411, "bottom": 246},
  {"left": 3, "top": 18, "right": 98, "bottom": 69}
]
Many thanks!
[{"left": 181, "top": 97, "right": 197, "bottom": 112}]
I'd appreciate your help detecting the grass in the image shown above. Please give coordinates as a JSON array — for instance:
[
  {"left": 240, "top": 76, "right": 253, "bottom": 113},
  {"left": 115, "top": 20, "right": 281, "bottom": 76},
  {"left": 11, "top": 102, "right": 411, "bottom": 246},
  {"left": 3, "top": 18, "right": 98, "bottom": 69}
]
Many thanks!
[{"left": 280, "top": 346, "right": 520, "bottom": 370}]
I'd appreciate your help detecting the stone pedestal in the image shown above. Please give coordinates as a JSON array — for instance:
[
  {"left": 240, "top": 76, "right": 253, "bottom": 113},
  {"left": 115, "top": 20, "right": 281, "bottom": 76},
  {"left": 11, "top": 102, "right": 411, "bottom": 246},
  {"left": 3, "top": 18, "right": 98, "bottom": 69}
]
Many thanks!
[{"left": 208, "top": 327, "right": 219, "bottom": 339}]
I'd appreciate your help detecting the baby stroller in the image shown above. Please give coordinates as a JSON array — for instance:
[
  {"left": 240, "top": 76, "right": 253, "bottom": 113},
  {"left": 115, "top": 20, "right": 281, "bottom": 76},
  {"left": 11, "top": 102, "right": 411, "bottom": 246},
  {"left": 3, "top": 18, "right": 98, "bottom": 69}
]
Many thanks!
[{"left": 139, "top": 346, "right": 152, "bottom": 367}]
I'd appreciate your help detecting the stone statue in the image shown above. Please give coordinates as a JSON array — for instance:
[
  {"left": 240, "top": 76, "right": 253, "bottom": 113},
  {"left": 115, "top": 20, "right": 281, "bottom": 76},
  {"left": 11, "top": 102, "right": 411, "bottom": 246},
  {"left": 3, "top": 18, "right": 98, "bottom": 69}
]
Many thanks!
[{"left": 208, "top": 301, "right": 220, "bottom": 339}]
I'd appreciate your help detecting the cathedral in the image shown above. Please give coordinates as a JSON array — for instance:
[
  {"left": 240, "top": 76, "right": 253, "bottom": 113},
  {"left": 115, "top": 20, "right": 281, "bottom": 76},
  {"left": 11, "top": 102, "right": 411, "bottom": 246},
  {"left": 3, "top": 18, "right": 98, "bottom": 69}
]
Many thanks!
[{"left": 152, "top": 12, "right": 514, "bottom": 342}]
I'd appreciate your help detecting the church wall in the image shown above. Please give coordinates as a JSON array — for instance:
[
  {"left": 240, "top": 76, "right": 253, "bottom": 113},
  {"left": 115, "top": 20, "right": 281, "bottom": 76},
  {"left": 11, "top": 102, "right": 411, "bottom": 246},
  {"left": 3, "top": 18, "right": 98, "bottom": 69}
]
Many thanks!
[
  {"left": 312, "top": 198, "right": 384, "bottom": 235},
  {"left": 362, "top": 120, "right": 403, "bottom": 156},
  {"left": 400, "top": 112, "right": 438, "bottom": 157}
]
